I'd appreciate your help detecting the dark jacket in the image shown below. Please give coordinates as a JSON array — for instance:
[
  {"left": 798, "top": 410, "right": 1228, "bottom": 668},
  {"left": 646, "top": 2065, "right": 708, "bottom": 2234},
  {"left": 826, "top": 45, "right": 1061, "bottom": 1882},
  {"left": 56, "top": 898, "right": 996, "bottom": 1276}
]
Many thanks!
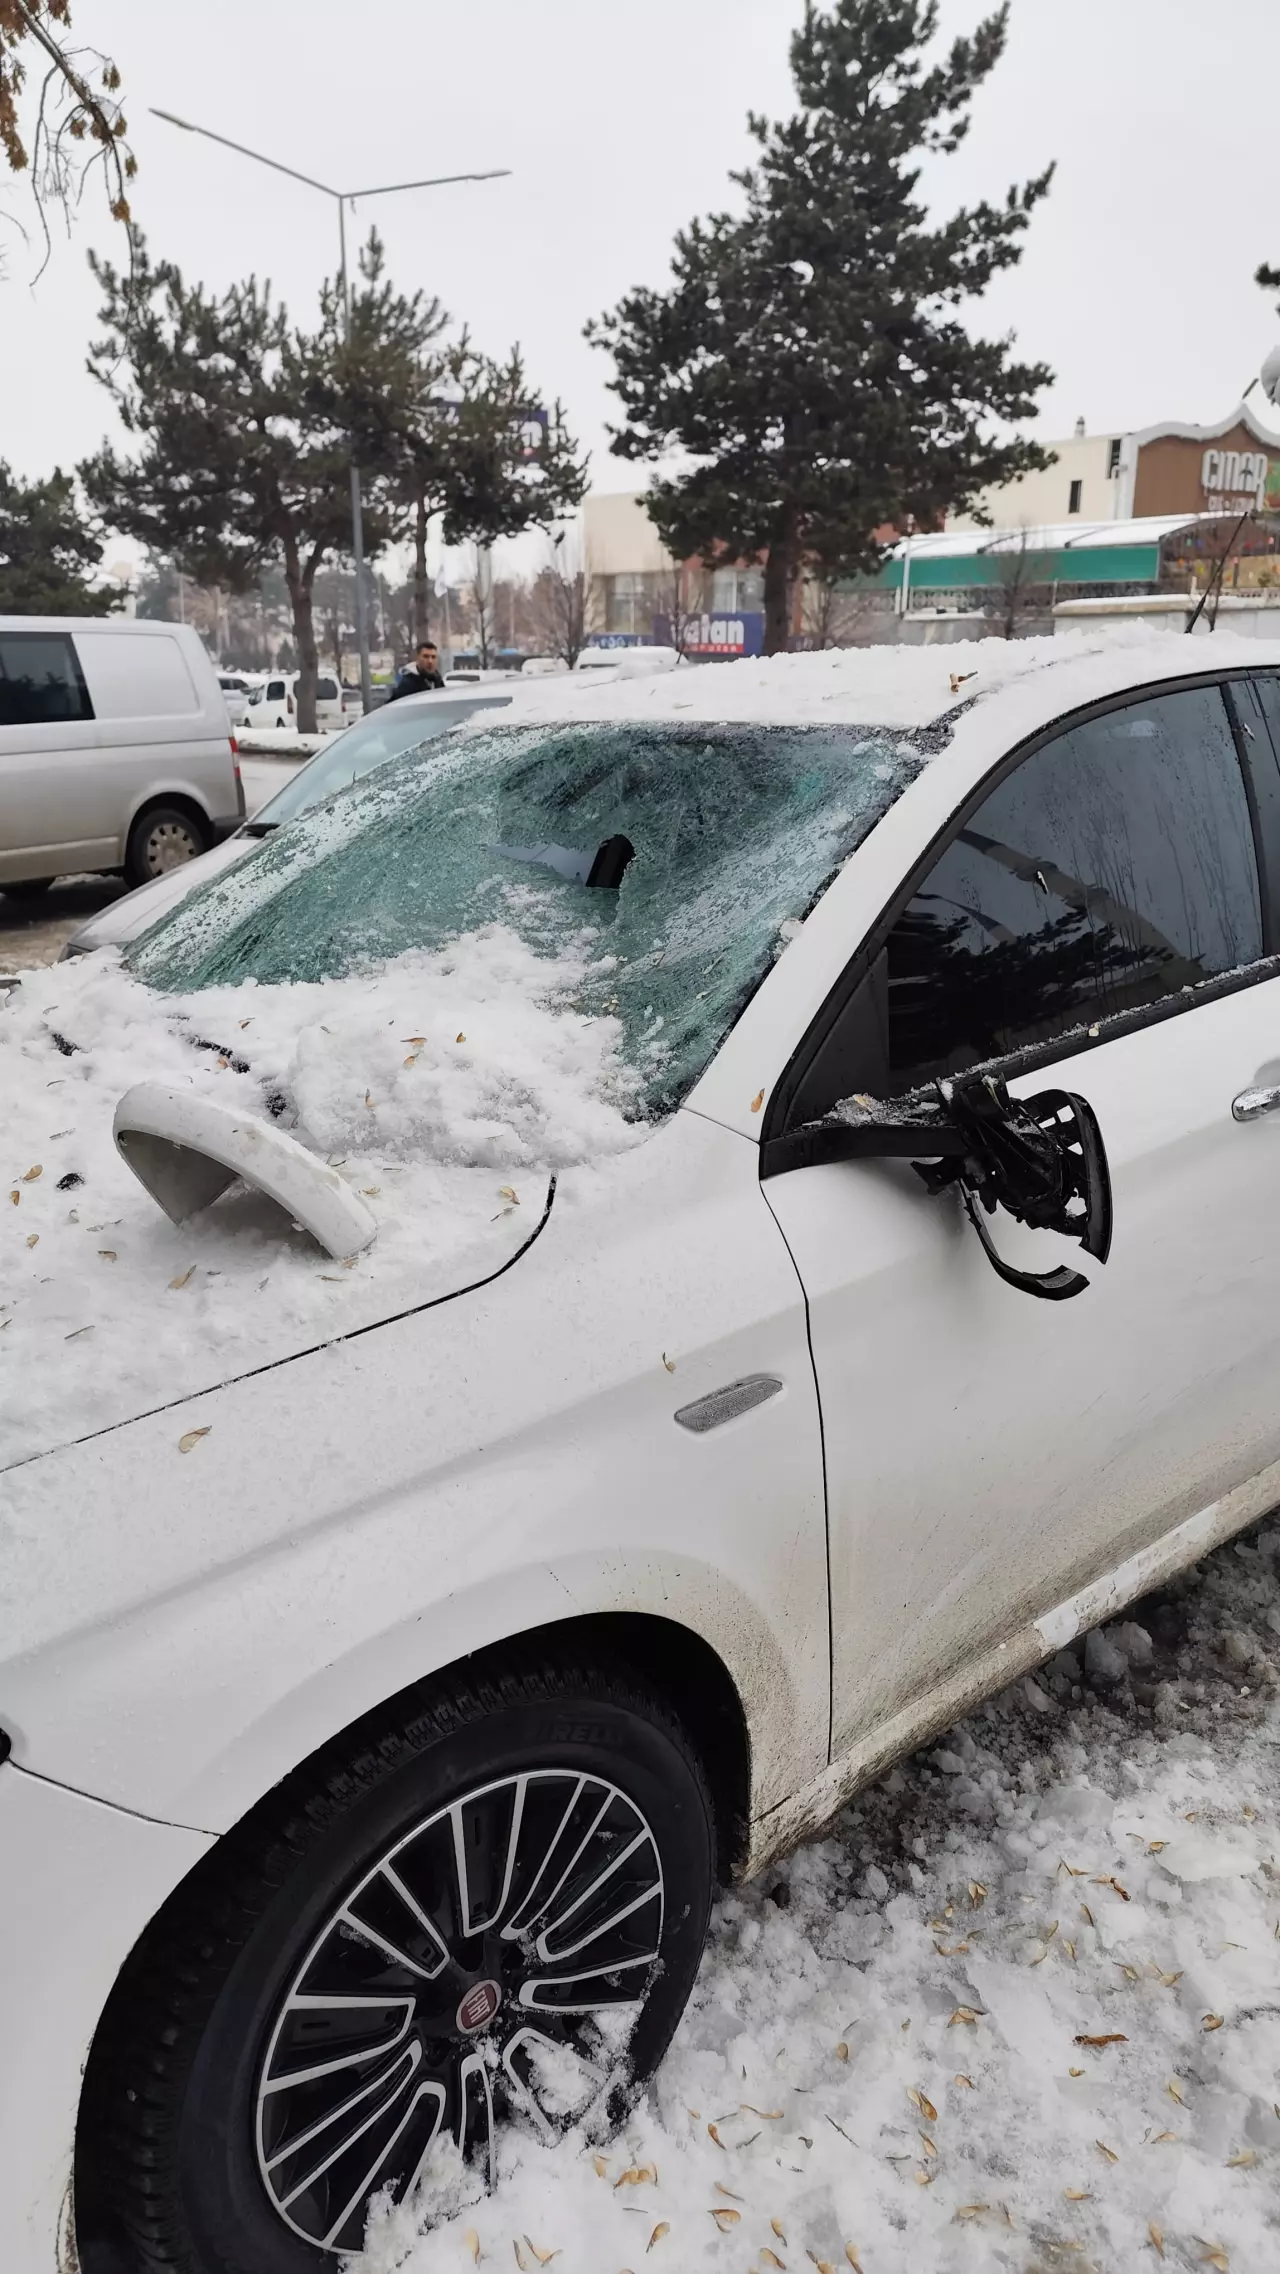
[{"left": 389, "top": 665, "right": 445, "bottom": 701}]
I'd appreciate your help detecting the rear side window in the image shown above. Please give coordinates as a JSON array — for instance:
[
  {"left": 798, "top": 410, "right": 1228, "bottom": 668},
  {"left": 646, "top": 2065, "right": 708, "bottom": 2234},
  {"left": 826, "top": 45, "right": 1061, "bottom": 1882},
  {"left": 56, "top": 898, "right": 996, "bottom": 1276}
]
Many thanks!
[
  {"left": 884, "top": 682, "right": 1263, "bottom": 1094},
  {"left": 0, "top": 632, "right": 93, "bottom": 726},
  {"left": 75, "top": 632, "right": 199, "bottom": 720},
  {"left": 266, "top": 679, "right": 286, "bottom": 701}
]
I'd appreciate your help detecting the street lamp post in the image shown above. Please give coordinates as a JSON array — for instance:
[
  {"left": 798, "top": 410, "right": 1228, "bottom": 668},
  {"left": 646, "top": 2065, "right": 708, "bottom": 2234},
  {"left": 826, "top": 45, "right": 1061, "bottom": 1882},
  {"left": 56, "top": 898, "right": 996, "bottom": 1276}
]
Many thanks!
[{"left": 151, "top": 109, "right": 509, "bottom": 712}]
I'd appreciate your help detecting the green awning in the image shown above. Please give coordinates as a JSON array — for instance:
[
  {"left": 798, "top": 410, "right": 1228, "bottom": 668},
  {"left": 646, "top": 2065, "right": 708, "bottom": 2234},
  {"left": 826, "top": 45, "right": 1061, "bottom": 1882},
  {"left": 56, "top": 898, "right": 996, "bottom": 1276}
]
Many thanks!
[{"left": 865, "top": 542, "right": 1162, "bottom": 593}]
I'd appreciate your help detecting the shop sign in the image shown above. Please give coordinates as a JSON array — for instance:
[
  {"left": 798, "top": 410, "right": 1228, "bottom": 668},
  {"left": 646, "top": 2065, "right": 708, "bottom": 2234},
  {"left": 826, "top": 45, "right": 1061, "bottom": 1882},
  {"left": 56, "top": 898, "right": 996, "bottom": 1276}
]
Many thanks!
[
  {"left": 656, "top": 610, "right": 765, "bottom": 658},
  {"left": 1200, "top": 447, "right": 1270, "bottom": 510}
]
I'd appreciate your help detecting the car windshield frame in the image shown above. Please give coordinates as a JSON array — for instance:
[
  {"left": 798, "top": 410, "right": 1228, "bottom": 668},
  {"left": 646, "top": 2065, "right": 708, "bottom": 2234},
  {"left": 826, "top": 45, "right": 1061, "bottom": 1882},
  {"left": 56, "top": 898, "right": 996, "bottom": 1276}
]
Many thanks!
[{"left": 130, "top": 716, "right": 936, "bottom": 1122}]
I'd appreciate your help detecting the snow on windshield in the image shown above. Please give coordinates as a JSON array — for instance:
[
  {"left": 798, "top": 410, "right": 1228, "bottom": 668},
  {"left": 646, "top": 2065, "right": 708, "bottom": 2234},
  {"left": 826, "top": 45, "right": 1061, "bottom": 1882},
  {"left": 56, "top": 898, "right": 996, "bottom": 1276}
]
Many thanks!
[{"left": 127, "top": 722, "right": 926, "bottom": 1119}]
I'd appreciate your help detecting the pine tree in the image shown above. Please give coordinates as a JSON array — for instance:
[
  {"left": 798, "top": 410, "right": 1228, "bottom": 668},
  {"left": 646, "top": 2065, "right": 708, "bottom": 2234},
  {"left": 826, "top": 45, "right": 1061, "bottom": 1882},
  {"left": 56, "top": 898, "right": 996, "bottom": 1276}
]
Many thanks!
[
  {"left": 0, "top": 459, "right": 112, "bottom": 612},
  {"left": 588, "top": 0, "right": 1054, "bottom": 654},
  {"left": 80, "top": 233, "right": 392, "bottom": 732}
]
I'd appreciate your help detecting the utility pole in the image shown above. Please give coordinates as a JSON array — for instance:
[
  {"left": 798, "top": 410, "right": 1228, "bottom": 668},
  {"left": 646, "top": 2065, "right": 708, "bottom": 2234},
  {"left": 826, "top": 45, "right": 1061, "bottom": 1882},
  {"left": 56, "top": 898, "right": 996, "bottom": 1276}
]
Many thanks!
[{"left": 151, "top": 109, "right": 510, "bottom": 712}]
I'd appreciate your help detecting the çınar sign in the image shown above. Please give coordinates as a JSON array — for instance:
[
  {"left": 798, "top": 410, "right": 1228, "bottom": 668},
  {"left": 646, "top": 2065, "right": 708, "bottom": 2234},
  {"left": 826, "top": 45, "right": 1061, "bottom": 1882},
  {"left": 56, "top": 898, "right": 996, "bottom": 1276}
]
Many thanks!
[{"left": 1201, "top": 448, "right": 1270, "bottom": 509}]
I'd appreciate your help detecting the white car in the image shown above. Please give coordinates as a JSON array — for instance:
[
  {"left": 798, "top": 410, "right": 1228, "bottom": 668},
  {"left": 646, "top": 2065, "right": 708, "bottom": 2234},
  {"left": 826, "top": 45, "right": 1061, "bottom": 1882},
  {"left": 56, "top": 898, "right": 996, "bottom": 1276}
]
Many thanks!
[
  {"left": 7, "top": 635, "right": 1280, "bottom": 2273},
  {"left": 240, "top": 671, "right": 346, "bottom": 732}
]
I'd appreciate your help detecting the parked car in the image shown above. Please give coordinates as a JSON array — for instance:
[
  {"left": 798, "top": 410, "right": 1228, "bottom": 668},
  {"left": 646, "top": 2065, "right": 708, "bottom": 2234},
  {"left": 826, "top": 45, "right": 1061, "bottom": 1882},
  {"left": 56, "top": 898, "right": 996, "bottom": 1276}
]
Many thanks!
[
  {"left": 239, "top": 671, "right": 346, "bottom": 732},
  {"left": 0, "top": 616, "right": 243, "bottom": 893},
  {"left": 9, "top": 636, "right": 1280, "bottom": 2273},
  {"left": 59, "top": 689, "right": 515, "bottom": 956}
]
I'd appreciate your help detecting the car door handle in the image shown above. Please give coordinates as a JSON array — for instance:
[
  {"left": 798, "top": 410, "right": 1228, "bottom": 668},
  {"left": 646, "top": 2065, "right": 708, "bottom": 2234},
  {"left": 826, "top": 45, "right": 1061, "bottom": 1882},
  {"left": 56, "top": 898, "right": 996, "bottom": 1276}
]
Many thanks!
[{"left": 1232, "top": 1084, "right": 1280, "bottom": 1122}]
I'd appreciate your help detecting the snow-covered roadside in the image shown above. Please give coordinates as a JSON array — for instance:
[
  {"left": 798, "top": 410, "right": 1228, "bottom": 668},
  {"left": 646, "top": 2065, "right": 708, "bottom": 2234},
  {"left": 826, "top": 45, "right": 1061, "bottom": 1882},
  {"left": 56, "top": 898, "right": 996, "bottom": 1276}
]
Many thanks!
[{"left": 365, "top": 1519, "right": 1280, "bottom": 2273}]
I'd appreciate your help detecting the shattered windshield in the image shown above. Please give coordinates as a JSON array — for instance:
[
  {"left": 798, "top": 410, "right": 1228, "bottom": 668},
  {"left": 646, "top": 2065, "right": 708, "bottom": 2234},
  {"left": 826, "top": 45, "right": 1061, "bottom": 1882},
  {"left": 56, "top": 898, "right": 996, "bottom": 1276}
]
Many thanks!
[
  {"left": 245, "top": 696, "right": 512, "bottom": 831},
  {"left": 128, "top": 721, "right": 925, "bottom": 1117}
]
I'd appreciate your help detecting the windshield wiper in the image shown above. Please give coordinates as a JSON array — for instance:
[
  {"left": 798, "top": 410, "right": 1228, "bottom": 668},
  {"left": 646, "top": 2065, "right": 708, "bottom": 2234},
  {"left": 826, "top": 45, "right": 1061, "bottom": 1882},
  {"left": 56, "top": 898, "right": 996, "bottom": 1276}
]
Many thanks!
[{"left": 241, "top": 819, "right": 279, "bottom": 838}]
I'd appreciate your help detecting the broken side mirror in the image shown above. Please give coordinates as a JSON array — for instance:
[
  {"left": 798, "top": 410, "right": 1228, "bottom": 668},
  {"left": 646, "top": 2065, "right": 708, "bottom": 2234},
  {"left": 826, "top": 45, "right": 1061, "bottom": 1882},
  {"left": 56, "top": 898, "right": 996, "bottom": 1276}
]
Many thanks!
[
  {"left": 914, "top": 1075, "right": 1112, "bottom": 1300},
  {"left": 763, "top": 1073, "right": 1112, "bottom": 1302}
]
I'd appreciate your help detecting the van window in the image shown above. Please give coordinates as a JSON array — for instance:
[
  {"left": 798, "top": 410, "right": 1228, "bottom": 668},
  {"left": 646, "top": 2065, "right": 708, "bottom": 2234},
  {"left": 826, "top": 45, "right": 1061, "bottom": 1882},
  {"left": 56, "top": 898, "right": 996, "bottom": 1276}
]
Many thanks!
[
  {"left": 0, "top": 632, "right": 93, "bottom": 726},
  {"left": 75, "top": 631, "right": 200, "bottom": 720},
  {"left": 315, "top": 676, "right": 338, "bottom": 701},
  {"left": 266, "top": 680, "right": 286, "bottom": 702}
]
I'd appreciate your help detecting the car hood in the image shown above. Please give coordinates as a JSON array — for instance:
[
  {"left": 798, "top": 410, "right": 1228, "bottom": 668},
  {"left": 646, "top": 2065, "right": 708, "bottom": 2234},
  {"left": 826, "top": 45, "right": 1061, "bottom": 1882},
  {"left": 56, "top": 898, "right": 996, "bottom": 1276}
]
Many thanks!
[
  {"left": 64, "top": 834, "right": 256, "bottom": 955},
  {"left": 2, "top": 938, "right": 648, "bottom": 1470}
]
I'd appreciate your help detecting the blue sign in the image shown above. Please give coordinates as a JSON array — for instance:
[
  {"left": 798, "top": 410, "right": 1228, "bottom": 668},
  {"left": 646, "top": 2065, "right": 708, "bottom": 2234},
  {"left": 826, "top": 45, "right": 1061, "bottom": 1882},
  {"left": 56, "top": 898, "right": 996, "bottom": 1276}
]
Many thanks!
[{"left": 655, "top": 611, "right": 765, "bottom": 659}]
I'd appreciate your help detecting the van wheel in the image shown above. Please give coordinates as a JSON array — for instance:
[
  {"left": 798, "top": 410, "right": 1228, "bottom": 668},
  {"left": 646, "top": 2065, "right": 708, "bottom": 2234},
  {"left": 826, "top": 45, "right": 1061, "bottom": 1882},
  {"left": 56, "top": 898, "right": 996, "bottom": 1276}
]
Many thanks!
[
  {"left": 126, "top": 806, "right": 209, "bottom": 888},
  {"left": 76, "top": 1659, "right": 714, "bottom": 2271}
]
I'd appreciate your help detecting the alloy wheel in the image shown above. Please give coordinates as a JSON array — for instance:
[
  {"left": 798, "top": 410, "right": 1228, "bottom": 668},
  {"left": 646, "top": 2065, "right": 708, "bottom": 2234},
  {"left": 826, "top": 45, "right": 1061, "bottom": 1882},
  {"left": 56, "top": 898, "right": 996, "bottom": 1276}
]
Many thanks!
[{"left": 254, "top": 1770, "right": 664, "bottom": 2253}]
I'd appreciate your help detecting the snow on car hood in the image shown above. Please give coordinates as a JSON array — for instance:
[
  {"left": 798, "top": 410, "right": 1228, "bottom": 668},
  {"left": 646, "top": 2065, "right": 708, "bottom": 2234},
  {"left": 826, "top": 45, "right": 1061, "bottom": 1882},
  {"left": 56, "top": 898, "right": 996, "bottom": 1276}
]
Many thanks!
[{"left": 1, "top": 935, "right": 647, "bottom": 1469}]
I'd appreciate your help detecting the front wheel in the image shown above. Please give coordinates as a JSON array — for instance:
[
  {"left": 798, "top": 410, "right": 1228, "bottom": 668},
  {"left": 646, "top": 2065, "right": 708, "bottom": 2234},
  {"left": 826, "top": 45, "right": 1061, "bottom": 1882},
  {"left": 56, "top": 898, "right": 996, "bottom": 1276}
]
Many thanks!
[{"left": 77, "top": 1660, "right": 715, "bottom": 2272}]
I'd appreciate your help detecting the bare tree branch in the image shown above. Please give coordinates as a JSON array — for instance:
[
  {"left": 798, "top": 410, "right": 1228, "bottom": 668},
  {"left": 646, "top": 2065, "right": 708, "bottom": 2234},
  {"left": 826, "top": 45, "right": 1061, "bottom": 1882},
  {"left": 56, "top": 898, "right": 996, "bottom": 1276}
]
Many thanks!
[{"left": 0, "top": 0, "right": 135, "bottom": 276}]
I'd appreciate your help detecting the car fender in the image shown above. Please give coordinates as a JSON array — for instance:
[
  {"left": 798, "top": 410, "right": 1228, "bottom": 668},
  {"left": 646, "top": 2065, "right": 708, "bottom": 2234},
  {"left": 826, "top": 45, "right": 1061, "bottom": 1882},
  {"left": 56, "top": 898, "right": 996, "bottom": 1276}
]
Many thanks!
[{"left": 1, "top": 1113, "right": 829, "bottom": 1842}]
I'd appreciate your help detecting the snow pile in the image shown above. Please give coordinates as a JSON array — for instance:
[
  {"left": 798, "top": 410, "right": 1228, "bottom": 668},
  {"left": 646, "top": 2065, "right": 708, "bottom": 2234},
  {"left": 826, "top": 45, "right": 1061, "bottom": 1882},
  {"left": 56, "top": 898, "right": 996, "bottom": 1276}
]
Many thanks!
[
  {"left": 365, "top": 1521, "right": 1280, "bottom": 2272},
  {"left": 0, "top": 936, "right": 645, "bottom": 1466},
  {"left": 492, "top": 627, "right": 1280, "bottom": 733}
]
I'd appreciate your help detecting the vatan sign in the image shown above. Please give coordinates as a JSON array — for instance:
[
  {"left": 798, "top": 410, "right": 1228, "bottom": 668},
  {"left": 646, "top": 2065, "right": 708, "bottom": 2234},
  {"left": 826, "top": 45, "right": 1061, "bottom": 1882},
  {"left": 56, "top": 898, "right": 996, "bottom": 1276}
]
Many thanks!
[
  {"left": 1200, "top": 447, "right": 1278, "bottom": 514},
  {"left": 656, "top": 610, "right": 765, "bottom": 659}
]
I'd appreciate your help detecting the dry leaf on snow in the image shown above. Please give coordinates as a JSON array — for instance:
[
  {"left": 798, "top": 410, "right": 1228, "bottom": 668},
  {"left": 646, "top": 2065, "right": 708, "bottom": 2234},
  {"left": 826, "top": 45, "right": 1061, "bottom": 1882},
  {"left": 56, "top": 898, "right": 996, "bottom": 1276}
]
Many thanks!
[
  {"left": 463, "top": 2233, "right": 480, "bottom": 2265},
  {"left": 22, "top": 1165, "right": 41, "bottom": 1181},
  {"left": 169, "top": 1265, "right": 196, "bottom": 1290},
  {"left": 645, "top": 2224, "right": 668, "bottom": 2252},
  {"left": 709, "top": 2206, "right": 739, "bottom": 2230},
  {"left": 523, "top": 2240, "right": 559, "bottom": 2266},
  {"left": 1075, "top": 2034, "right": 1128, "bottom": 2048},
  {"left": 178, "top": 1427, "right": 211, "bottom": 1453},
  {"left": 1095, "top": 2140, "right": 1119, "bottom": 2163},
  {"left": 25, "top": 1232, "right": 38, "bottom": 1247},
  {"left": 1202, "top": 2014, "right": 1224, "bottom": 2031},
  {"left": 1149, "top": 2225, "right": 1164, "bottom": 2259}
]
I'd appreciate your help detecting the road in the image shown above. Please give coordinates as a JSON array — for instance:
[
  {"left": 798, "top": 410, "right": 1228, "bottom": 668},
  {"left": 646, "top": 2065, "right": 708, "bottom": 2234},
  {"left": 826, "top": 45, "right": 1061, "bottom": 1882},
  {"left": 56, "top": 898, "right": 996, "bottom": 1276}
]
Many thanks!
[{"left": 0, "top": 756, "right": 302, "bottom": 973}]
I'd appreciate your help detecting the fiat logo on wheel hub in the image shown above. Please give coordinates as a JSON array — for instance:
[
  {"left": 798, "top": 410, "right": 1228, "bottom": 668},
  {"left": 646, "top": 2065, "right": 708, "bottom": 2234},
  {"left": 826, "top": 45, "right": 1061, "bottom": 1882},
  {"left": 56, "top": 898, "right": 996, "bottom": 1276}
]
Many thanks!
[{"left": 456, "top": 1978, "right": 501, "bottom": 2034}]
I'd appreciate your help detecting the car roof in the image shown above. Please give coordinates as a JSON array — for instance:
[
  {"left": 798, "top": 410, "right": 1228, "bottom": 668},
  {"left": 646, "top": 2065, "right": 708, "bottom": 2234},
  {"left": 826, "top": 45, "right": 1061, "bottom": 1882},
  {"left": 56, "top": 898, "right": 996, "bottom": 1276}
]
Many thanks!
[{"left": 477, "top": 630, "right": 1280, "bottom": 739}]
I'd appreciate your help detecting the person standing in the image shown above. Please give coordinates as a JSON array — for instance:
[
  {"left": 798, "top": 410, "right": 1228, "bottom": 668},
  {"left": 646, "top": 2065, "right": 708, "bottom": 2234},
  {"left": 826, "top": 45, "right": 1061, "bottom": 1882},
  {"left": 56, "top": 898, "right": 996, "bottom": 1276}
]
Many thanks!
[{"left": 389, "top": 640, "right": 445, "bottom": 700}]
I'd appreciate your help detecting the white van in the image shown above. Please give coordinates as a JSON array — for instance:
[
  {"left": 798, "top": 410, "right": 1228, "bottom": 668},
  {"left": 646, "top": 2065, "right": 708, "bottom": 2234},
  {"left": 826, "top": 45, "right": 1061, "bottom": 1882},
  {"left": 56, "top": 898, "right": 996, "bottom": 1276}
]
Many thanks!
[
  {"left": 0, "top": 618, "right": 243, "bottom": 894},
  {"left": 238, "top": 671, "right": 345, "bottom": 732}
]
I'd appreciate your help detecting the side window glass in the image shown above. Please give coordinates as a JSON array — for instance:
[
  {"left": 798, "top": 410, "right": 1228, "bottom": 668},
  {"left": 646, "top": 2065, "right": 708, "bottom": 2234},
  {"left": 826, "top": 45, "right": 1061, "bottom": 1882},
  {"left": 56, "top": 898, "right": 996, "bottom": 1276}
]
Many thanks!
[
  {"left": 0, "top": 633, "right": 94, "bottom": 727},
  {"left": 885, "top": 683, "right": 1262, "bottom": 1094}
]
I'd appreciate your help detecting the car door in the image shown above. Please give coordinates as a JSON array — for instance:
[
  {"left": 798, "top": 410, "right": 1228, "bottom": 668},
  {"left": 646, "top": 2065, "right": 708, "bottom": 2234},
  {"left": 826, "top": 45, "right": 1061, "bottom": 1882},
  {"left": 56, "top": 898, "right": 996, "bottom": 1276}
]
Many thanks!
[
  {"left": 762, "top": 672, "right": 1280, "bottom": 1762},
  {"left": 0, "top": 627, "right": 102, "bottom": 879}
]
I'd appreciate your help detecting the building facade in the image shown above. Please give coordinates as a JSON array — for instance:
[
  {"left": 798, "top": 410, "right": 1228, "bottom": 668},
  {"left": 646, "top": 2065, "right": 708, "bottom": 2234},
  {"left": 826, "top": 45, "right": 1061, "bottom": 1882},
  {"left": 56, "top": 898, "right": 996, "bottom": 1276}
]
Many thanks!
[{"left": 949, "top": 404, "right": 1280, "bottom": 533}]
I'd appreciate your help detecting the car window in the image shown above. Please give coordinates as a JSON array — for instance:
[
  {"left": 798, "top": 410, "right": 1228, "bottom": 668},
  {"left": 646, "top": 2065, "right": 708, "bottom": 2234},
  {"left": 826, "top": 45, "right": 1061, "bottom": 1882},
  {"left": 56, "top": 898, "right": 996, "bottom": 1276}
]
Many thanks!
[
  {"left": 266, "top": 679, "right": 285, "bottom": 701},
  {"left": 315, "top": 676, "right": 338, "bottom": 700},
  {"left": 883, "top": 681, "right": 1263, "bottom": 1095},
  {"left": 0, "top": 631, "right": 94, "bottom": 727},
  {"left": 128, "top": 721, "right": 928, "bottom": 1120}
]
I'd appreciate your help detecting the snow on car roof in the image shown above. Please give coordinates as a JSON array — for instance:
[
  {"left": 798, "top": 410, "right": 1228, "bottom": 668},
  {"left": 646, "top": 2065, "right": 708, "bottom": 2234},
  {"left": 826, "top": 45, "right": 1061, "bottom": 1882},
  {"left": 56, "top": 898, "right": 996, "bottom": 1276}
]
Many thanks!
[{"left": 494, "top": 627, "right": 1280, "bottom": 734}]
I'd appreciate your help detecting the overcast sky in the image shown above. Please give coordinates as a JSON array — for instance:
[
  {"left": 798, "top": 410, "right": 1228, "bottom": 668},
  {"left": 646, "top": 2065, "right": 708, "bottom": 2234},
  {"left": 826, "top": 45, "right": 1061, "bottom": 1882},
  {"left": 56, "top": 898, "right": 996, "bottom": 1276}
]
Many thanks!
[{"left": 4, "top": 0, "right": 1279, "bottom": 575}]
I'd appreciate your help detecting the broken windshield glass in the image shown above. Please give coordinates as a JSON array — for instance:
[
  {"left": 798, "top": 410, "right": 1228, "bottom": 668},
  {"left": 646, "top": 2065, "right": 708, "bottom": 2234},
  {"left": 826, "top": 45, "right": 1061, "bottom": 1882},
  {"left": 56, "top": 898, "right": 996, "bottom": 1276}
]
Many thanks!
[{"left": 128, "top": 721, "right": 928, "bottom": 1118}]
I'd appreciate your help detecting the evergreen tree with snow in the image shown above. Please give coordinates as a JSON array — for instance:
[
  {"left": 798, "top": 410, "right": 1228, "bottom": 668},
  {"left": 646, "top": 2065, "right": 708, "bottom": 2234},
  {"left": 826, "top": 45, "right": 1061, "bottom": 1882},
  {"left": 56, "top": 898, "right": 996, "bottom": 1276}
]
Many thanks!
[{"left": 588, "top": 0, "right": 1055, "bottom": 653}]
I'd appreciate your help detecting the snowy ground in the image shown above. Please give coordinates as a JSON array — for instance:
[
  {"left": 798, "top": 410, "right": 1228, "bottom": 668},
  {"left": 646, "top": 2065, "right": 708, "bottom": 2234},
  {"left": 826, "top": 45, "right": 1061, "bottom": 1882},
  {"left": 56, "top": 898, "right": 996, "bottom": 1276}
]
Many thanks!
[{"left": 363, "top": 1520, "right": 1280, "bottom": 2274}]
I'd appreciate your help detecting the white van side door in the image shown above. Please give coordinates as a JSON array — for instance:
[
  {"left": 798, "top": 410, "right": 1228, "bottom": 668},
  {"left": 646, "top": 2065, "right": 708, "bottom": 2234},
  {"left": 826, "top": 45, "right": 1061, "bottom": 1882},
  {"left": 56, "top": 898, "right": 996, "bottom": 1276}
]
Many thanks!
[{"left": 0, "top": 628, "right": 102, "bottom": 881}]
